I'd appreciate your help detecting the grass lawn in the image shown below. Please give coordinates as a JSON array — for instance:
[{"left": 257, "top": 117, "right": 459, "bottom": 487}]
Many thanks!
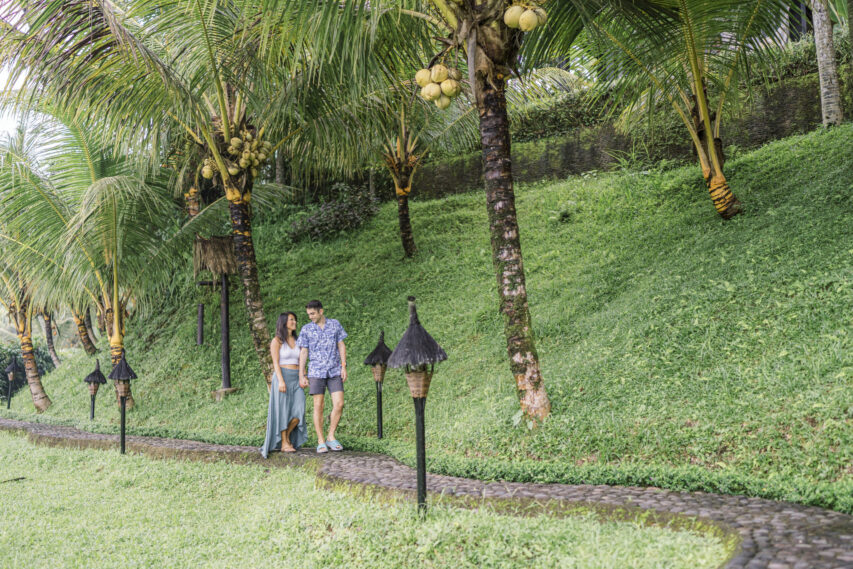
[
  {"left": 0, "top": 432, "right": 729, "bottom": 569},
  {"left": 4, "top": 124, "right": 852, "bottom": 512}
]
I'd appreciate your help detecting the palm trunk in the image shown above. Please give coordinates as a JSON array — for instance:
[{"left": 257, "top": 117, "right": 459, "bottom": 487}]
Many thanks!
[
  {"left": 396, "top": 192, "right": 417, "bottom": 258},
  {"left": 84, "top": 307, "right": 97, "bottom": 341},
  {"left": 185, "top": 185, "right": 201, "bottom": 218},
  {"left": 41, "top": 313, "right": 61, "bottom": 368},
  {"left": 228, "top": 196, "right": 273, "bottom": 387},
  {"left": 848, "top": 0, "right": 853, "bottom": 74},
  {"left": 275, "top": 151, "right": 287, "bottom": 185},
  {"left": 477, "top": 79, "right": 550, "bottom": 423},
  {"left": 812, "top": 0, "right": 844, "bottom": 125},
  {"left": 14, "top": 303, "right": 51, "bottom": 412},
  {"left": 691, "top": 92, "right": 742, "bottom": 219},
  {"left": 107, "top": 309, "right": 134, "bottom": 409},
  {"left": 73, "top": 311, "right": 98, "bottom": 355}
]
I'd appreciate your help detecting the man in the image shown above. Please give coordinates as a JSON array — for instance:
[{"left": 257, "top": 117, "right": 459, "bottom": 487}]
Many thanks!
[{"left": 297, "top": 300, "right": 347, "bottom": 453}]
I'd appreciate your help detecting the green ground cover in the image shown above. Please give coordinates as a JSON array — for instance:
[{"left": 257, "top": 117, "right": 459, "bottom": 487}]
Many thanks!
[
  {"left": 4, "top": 125, "right": 852, "bottom": 511},
  {"left": 0, "top": 432, "right": 728, "bottom": 569}
]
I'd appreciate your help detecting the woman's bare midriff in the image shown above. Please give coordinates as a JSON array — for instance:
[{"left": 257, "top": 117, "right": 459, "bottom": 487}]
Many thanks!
[{"left": 282, "top": 364, "right": 299, "bottom": 370}]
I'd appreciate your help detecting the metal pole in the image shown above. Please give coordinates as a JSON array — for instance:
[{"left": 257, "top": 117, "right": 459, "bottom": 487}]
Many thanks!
[
  {"left": 376, "top": 382, "right": 383, "bottom": 439},
  {"left": 120, "top": 396, "right": 126, "bottom": 454},
  {"left": 197, "top": 303, "right": 204, "bottom": 345},
  {"left": 90, "top": 394, "right": 95, "bottom": 421},
  {"left": 413, "top": 397, "right": 427, "bottom": 514},
  {"left": 6, "top": 372, "right": 11, "bottom": 409},
  {"left": 220, "top": 273, "right": 231, "bottom": 389}
]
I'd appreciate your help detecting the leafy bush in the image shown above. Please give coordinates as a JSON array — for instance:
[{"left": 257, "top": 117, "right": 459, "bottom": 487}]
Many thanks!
[
  {"left": 0, "top": 342, "right": 55, "bottom": 402},
  {"left": 288, "top": 183, "right": 378, "bottom": 242},
  {"left": 510, "top": 91, "right": 608, "bottom": 143}
]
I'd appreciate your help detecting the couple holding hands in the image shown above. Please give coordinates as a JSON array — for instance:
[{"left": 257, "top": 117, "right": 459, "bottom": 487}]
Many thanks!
[{"left": 261, "top": 299, "right": 347, "bottom": 457}]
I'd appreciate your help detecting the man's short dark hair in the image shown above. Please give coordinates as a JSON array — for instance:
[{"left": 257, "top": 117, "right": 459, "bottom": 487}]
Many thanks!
[{"left": 306, "top": 300, "right": 323, "bottom": 310}]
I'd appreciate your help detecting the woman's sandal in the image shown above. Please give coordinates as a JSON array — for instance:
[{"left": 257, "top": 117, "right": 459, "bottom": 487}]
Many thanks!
[
  {"left": 326, "top": 439, "right": 343, "bottom": 452},
  {"left": 316, "top": 442, "right": 328, "bottom": 454}
]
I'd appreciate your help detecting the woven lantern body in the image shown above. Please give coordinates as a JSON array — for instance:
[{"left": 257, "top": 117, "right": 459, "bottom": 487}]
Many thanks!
[
  {"left": 364, "top": 331, "right": 393, "bottom": 383},
  {"left": 405, "top": 366, "right": 433, "bottom": 398},
  {"left": 388, "top": 297, "right": 447, "bottom": 399},
  {"left": 114, "top": 380, "right": 131, "bottom": 398}
]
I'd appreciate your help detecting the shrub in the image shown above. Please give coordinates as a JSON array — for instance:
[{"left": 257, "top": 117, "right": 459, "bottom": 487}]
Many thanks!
[{"left": 288, "top": 183, "right": 378, "bottom": 242}]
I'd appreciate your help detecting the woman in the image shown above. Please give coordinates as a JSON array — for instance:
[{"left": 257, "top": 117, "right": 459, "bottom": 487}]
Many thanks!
[{"left": 261, "top": 312, "right": 307, "bottom": 457}]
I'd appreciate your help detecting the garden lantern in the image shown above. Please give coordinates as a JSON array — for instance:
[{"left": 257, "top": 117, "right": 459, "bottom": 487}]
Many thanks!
[
  {"left": 388, "top": 296, "right": 447, "bottom": 513},
  {"left": 83, "top": 360, "right": 107, "bottom": 420},
  {"left": 108, "top": 352, "right": 137, "bottom": 454},
  {"left": 194, "top": 236, "right": 239, "bottom": 399},
  {"left": 4, "top": 356, "right": 21, "bottom": 410},
  {"left": 363, "top": 330, "right": 392, "bottom": 439}
]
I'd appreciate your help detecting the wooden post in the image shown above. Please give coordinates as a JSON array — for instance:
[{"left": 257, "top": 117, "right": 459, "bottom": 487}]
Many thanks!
[
  {"left": 197, "top": 303, "right": 204, "bottom": 345},
  {"left": 220, "top": 273, "right": 231, "bottom": 390}
]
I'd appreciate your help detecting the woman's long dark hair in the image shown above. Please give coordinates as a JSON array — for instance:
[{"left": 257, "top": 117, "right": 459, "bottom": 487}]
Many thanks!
[{"left": 275, "top": 312, "right": 298, "bottom": 342}]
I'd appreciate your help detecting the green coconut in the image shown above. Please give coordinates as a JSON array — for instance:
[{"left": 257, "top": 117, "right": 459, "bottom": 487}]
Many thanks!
[
  {"left": 430, "top": 64, "right": 449, "bottom": 83},
  {"left": 415, "top": 69, "right": 432, "bottom": 88},
  {"left": 244, "top": 132, "right": 253, "bottom": 142},
  {"left": 252, "top": 158, "right": 260, "bottom": 167},
  {"left": 533, "top": 7, "right": 547, "bottom": 25},
  {"left": 251, "top": 167, "right": 259, "bottom": 177},
  {"left": 257, "top": 153, "right": 267, "bottom": 161},
  {"left": 440, "top": 79, "right": 460, "bottom": 97},
  {"left": 230, "top": 137, "right": 242, "bottom": 148},
  {"left": 201, "top": 165, "right": 214, "bottom": 179},
  {"left": 239, "top": 158, "right": 250, "bottom": 168},
  {"left": 503, "top": 5, "right": 524, "bottom": 28},
  {"left": 519, "top": 9, "right": 539, "bottom": 31},
  {"left": 421, "top": 83, "right": 442, "bottom": 101},
  {"left": 227, "top": 166, "right": 240, "bottom": 176},
  {"left": 227, "top": 146, "right": 238, "bottom": 155}
]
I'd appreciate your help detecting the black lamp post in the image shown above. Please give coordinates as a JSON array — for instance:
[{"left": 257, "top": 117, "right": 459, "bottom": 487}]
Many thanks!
[
  {"left": 83, "top": 360, "right": 107, "bottom": 420},
  {"left": 4, "top": 356, "right": 21, "bottom": 410},
  {"left": 108, "top": 352, "right": 137, "bottom": 454},
  {"left": 363, "top": 331, "right": 392, "bottom": 439},
  {"left": 388, "top": 297, "right": 447, "bottom": 514}
]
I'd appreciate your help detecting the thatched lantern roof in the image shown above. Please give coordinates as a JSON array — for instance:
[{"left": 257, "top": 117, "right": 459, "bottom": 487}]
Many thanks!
[
  {"left": 193, "top": 235, "right": 238, "bottom": 277},
  {"left": 364, "top": 331, "right": 393, "bottom": 382},
  {"left": 388, "top": 297, "right": 447, "bottom": 398},
  {"left": 84, "top": 359, "right": 107, "bottom": 395},
  {"left": 108, "top": 352, "right": 137, "bottom": 398}
]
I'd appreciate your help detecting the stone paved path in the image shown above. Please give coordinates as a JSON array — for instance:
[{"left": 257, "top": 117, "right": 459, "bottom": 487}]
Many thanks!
[{"left": 1, "top": 417, "right": 851, "bottom": 569}]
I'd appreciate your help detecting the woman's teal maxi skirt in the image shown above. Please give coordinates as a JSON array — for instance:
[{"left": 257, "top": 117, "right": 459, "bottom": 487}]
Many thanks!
[{"left": 261, "top": 368, "right": 307, "bottom": 457}]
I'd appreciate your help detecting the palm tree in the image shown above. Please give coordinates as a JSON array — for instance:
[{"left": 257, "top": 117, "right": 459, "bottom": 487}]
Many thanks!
[
  {"left": 811, "top": 0, "right": 845, "bottom": 125},
  {"left": 0, "top": 0, "right": 390, "bottom": 386},
  {"left": 0, "top": 261, "right": 51, "bottom": 412},
  {"left": 39, "top": 311, "right": 61, "bottom": 368},
  {"left": 0, "top": 116, "right": 223, "bottom": 408},
  {"left": 565, "top": 0, "right": 790, "bottom": 219}
]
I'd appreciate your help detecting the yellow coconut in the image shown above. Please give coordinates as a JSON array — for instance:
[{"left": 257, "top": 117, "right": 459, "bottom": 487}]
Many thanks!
[
  {"left": 244, "top": 132, "right": 253, "bottom": 142},
  {"left": 239, "top": 158, "right": 250, "bottom": 169},
  {"left": 257, "top": 153, "right": 267, "bottom": 162},
  {"left": 201, "top": 166, "right": 214, "bottom": 179},
  {"left": 227, "top": 166, "right": 240, "bottom": 176},
  {"left": 230, "top": 137, "right": 242, "bottom": 148},
  {"left": 430, "top": 64, "right": 449, "bottom": 83},
  {"left": 503, "top": 5, "right": 525, "bottom": 28},
  {"left": 251, "top": 167, "right": 259, "bottom": 177},
  {"left": 533, "top": 7, "right": 547, "bottom": 25},
  {"left": 435, "top": 94, "right": 451, "bottom": 110},
  {"left": 421, "top": 83, "right": 442, "bottom": 101},
  {"left": 440, "top": 79, "right": 460, "bottom": 97},
  {"left": 415, "top": 68, "right": 432, "bottom": 88},
  {"left": 448, "top": 67, "right": 462, "bottom": 81},
  {"left": 519, "top": 9, "right": 539, "bottom": 31}
]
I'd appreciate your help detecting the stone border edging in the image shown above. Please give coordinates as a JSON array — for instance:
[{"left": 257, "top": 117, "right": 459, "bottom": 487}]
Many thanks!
[{"left": 2, "top": 418, "right": 851, "bottom": 569}]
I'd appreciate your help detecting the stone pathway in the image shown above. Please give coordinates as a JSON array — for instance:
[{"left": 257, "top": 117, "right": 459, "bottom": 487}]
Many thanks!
[{"left": 1, "top": 417, "right": 851, "bottom": 569}]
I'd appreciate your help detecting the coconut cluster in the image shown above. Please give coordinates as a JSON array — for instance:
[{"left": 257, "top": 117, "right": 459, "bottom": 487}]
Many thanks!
[
  {"left": 200, "top": 128, "right": 272, "bottom": 181},
  {"left": 503, "top": 4, "right": 547, "bottom": 31},
  {"left": 415, "top": 64, "right": 463, "bottom": 110}
]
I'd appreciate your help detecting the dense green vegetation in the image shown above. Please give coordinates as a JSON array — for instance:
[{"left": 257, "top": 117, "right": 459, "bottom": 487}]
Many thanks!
[
  {"left": 0, "top": 432, "right": 729, "bottom": 569},
  {"left": 6, "top": 124, "right": 852, "bottom": 511}
]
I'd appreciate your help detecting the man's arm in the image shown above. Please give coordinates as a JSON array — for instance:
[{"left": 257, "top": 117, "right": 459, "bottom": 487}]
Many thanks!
[
  {"left": 338, "top": 340, "right": 347, "bottom": 381},
  {"left": 298, "top": 347, "right": 309, "bottom": 388}
]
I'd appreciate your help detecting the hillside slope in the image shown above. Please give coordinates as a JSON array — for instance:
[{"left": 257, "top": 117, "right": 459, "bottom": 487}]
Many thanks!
[{"left": 6, "top": 125, "right": 853, "bottom": 511}]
